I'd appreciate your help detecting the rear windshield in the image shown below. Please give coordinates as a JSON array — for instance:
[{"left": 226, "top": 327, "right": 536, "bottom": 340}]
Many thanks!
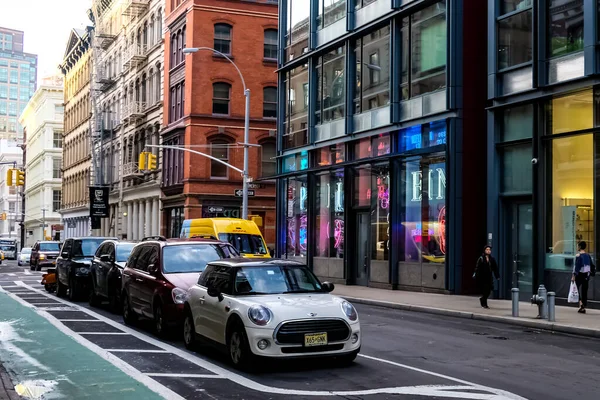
[
  {"left": 218, "top": 233, "right": 267, "bottom": 255},
  {"left": 162, "top": 244, "right": 236, "bottom": 274},
  {"left": 21, "top": 248, "right": 32, "bottom": 254},
  {"left": 116, "top": 243, "right": 135, "bottom": 262},
  {"left": 73, "top": 239, "right": 105, "bottom": 258},
  {"left": 39, "top": 243, "right": 61, "bottom": 252}
]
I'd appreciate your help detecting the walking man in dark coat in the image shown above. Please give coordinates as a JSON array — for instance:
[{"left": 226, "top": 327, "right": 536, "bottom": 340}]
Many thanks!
[{"left": 474, "top": 245, "right": 500, "bottom": 308}]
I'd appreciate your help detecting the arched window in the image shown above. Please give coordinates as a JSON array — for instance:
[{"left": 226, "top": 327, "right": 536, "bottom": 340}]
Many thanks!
[
  {"left": 141, "top": 74, "right": 147, "bottom": 103},
  {"left": 264, "top": 29, "right": 278, "bottom": 60},
  {"left": 263, "top": 86, "right": 277, "bottom": 118},
  {"left": 149, "top": 16, "right": 155, "bottom": 47},
  {"left": 156, "top": 9, "right": 163, "bottom": 43},
  {"left": 171, "top": 35, "right": 177, "bottom": 68},
  {"left": 214, "top": 24, "right": 232, "bottom": 55},
  {"left": 210, "top": 139, "right": 229, "bottom": 179},
  {"left": 261, "top": 141, "right": 276, "bottom": 177},
  {"left": 155, "top": 63, "right": 161, "bottom": 102},
  {"left": 212, "top": 82, "right": 231, "bottom": 115}
]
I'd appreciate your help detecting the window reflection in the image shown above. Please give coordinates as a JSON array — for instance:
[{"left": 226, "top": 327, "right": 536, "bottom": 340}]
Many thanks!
[
  {"left": 316, "top": 47, "right": 345, "bottom": 124},
  {"left": 285, "top": 176, "right": 308, "bottom": 259},
  {"left": 316, "top": 171, "right": 344, "bottom": 258},
  {"left": 371, "top": 164, "right": 390, "bottom": 261},
  {"left": 284, "top": 65, "right": 309, "bottom": 149},
  {"left": 548, "top": 0, "right": 583, "bottom": 58},
  {"left": 285, "top": 0, "right": 309, "bottom": 60},
  {"left": 318, "top": 0, "right": 346, "bottom": 29},
  {"left": 498, "top": 9, "right": 532, "bottom": 70},
  {"left": 354, "top": 25, "right": 390, "bottom": 113}
]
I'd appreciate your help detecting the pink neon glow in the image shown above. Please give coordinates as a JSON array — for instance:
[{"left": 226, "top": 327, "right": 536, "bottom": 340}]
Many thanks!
[{"left": 334, "top": 218, "right": 344, "bottom": 249}]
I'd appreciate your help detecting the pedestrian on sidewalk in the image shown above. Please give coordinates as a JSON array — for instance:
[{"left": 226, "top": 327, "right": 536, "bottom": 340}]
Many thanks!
[
  {"left": 572, "top": 241, "right": 593, "bottom": 314},
  {"left": 474, "top": 245, "right": 500, "bottom": 309}
]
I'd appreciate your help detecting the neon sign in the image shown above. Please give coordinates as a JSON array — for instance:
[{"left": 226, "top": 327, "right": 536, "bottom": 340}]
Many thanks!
[{"left": 411, "top": 168, "right": 446, "bottom": 202}]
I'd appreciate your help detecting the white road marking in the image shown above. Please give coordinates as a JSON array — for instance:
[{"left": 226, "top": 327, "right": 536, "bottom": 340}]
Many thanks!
[
  {"left": 23, "top": 269, "right": 31, "bottom": 275},
  {"left": 7, "top": 273, "right": 16, "bottom": 276},
  {"left": 107, "top": 349, "right": 169, "bottom": 353},
  {"left": 2, "top": 284, "right": 186, "bottom": 400},
  {"left": 54, "top": 319, "right": 102, "bottom": 322},
  {"left": 146, "top": 373, "right": 225, "bottom": 379},
  {"left": 10, "top": 282, "right": 528, "bottom": 400},
  {"left": 79, "top": 332, "right": 129, "bottom": 335}
]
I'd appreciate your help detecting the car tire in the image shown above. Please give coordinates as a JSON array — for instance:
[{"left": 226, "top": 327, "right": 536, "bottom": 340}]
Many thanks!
[
  {"left": 69, "top": 276, "right": 80, "bottom": 301},
  {"left": 56, "top": 277, "right": 66, "bottom": 298},
  {"left": 36, "top": 265, "right": 41, "bottom": 272},
  {"left": 227, "top": 322, "right": 253, "bottom": 369},
  {"left": 337, "top": 349, "right": 360, "bottom": 366},
  {"left": 183, "top": 308, "right": 197, "bottom": 350},
  {"left": 154, "top": 303, "right": 169, "bottom": 337},
  {"left": 30, "top": 264, "right": 35, "bottom": 271},
  {"left": 89, "top": 280, "right": 101, "bottom": 307},
  {"left": 108, "top": 292, "right": 120, "bottom": 314},
  {"left": 122, "top": 293, "right": 137, "bottom": 325}
]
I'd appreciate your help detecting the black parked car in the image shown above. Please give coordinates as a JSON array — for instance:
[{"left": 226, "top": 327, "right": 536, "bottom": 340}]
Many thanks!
[
  {"left": 56, "top": 237, "right": 117, "bottom": 301},
  {"left": 89, "top": 240, "right": 136, "bottom": 310}
]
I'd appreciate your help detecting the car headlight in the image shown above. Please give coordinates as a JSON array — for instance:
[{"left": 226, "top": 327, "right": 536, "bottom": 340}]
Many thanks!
[
  {"left": 39, "top": 254, "right": 46, "bottom": 260},
  {"left": 341, "top": 301, "right": 358, "bottom": 321},
  {"left": 248, "top": 305, "right": 272, "bottom": 326},
  {"left": 172, "top": 288, "right": 188, "bottom": 304}
]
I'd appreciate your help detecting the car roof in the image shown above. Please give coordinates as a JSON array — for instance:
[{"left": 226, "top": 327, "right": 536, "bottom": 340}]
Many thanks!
[
  {"left": 206, "top": 258, "right": 305, "bottom": 268},
  {"left": 36, "top": 240, "right": 61, "bottom": 243},
  {"left": 66, "top": 237, "right": 118, "bottom": 241},
  {"left": 137, "top": 237, "right": 228, "bottom": 246}
]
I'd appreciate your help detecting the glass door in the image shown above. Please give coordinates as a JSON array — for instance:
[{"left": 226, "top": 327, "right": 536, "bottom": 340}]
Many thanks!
[
  {"left": 355, "top": 211, "right": 370, "bottom": 286},
  {"left": 507, "top": 201, "right": 533, "bottom": 300}
]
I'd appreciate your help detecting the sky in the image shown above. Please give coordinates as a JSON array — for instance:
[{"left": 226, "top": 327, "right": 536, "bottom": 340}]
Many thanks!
[{"left": 0, "top": 0, "right": 93, "bottom": 81}]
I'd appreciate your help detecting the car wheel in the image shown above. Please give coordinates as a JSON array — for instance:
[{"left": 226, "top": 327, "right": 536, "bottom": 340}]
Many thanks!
[
  {"left": 17, "top": 261, "right": 21, "bottom": 266},
  {"left": 56, "top": 277, "right": 66, "bottom": 298},
  {"left": 68, "top": 276, "right": 79, "bottom": 301},
  {"left": 89, "top": 280, "right": 101, "bottom": 307},
  {"left": 228, "top": 322, "right": 253, "bottom": 369},
  {"left": 183, "top": 309, "right": 197, "bottom": 350},
  {"left": 122, "top": 293, "right": 137, "bottom": 325},
  {"left": 30, "top": 264, "right": 35, "bottom": 271},
  {"left": 108, "top": 292, "right": 120, "bottom": 314},
  {"left": 154, "top": 303, "right": 169, "bottom": 337}
]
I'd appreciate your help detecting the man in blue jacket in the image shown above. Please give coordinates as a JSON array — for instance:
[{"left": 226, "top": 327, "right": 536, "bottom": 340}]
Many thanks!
[{"left": 572, "top": 241, "right": 593, "bottom": 314}]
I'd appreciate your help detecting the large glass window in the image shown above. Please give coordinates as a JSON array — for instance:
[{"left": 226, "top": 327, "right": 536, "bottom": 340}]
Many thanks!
[
  {"left": 316, "top": 46, "right": 345, "bottom": 124},
  {"left": 500, "top": 145, "right": 532, "bottom": 192},
  {"left": 0, "top": 85, "right": 6, "bottom": 99},
  {"left": 264, "top": 29, "right": 278, "bottom": 60},
  {"left": 371, "top": 164, "right": 390, "bottom": 261},
  {"left": 354, "top": 25, "right": 390, "bottom": 113},
  {"left": 284, "top": 176, "right": 308, "bottom": 259},
  {"left": 210, "top": 140, "right": 229, "bottom": 178},
  {"left": 318, "top": 0, "right": 346, "bottom": 29},
  {"left": 212, "top": 82, "right": 230, "bottom": 115},
  {"left": 316, "top": 171, "right": 344, "bottom": 258},
  {"left": 283, "top": 65, "right": 309, "bottom": 149},
  {"left": 285, "top": 0, "right": 309, "bottom": 60},
  {"left": 498, "top": 7, "right": 532, "bottom": 70},
  {"left": 548, "top": 0, "right": 583, "bottom": 58},
  {"left": 499, "top": 104, "right": 533, "bottom": 142},
  {"left": 399, "top": 120, "right": 447, "bottom": 152},
  {"left": 549, "top": 90, "right": 592, "bottom": 135},
  {"left": 546, "top": 134, "right": 593, "bottom": 270}
]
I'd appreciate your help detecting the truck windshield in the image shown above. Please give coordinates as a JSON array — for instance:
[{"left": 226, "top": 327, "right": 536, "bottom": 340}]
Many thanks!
[
  {"left": 0, "top": 246, "right": 15, "bottom": 252},
  {"left": 39, "top": 243, "right": 61, "bottom": 252},
  {"left": 218, "top": 233, "right": 267, "bottom": 255}
]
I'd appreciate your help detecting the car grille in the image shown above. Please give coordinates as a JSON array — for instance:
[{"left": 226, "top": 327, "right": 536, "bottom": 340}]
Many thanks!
[
  {"left": 281, "top": 344, "right": 344, "bottom": 354},
  {"left": 47, "top": 255, "right": 57, "bottom": 260},
  {"left": 275, "top": 319, "right": 350, "bottom": 345}
]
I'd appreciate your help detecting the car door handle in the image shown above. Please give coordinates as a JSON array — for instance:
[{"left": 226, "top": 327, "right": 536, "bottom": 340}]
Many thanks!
[
  {"left": 199, "top": 295, "right": 205, "bottom": 303},
  {"left": 135, "top": 278, "right": 144, "bottom": 283}
]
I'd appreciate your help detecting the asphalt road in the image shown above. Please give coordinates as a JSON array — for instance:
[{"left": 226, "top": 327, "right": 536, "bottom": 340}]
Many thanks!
[{"left": 1, "top": 260, "right": 599, "bottom": 400}]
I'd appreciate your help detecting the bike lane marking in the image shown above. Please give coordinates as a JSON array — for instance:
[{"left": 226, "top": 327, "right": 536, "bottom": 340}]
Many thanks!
[{"left": 13, "top": 281, "right": 528, "bottom": 400}]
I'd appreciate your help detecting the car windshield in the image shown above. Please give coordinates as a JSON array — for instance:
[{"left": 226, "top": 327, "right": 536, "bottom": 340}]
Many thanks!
[
  {"left": 21, "top": 248, "right": 32, "bottom": 254},
  {"left": 162, "top": 244, "right": 235, "bottom": 274},
  {"left": 72, "top": 239, "right": 105, "bottom": 258},
  {"left": 234, "top": 265, "right": 324, "bottom": 295},
  {"left": 0, "top": 245, "right": 15, "bottom": 251},
  {"left": 116, "top": 243, "right": 136, "bottom": 262},
  {"left": 39, "top": 243, "right": 61, "bottom": 252},
  {"left": 218, "top": 233, "right": 267, "bottom": 255}
]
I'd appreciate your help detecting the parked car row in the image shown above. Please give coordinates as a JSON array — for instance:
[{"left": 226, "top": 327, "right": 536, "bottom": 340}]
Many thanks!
[{"left": 42, "top": 230, "right": 361, "bottom": 369}]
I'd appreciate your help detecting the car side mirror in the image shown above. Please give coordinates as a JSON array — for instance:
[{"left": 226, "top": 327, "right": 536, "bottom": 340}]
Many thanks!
[
  {"left": 100, "top": 254, "right": 111, "bottom": 262},
  {"left": 322, "top": 282, "right": 335, "bottom": 293},
  {"left": 207, "top": 286, "right": 224, "bottom": 302},
  {"left": 61, "top": 251, "right": 69, "bottom": 258}
]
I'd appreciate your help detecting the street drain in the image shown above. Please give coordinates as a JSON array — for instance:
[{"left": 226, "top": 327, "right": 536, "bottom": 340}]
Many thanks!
[{"left": 487, "top": 336, "right": 508, "bottom": 340}]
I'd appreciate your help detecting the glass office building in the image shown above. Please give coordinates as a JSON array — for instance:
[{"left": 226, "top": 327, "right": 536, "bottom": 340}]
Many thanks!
[
  {"left": 0, "top": 27, "right": 37, "bottom": 141},
  {"left": 275, "top": 0, "right": 488, "bottom": 293},
  {"left": 488, "top": 0, "right": 600, "bottom": 305}
]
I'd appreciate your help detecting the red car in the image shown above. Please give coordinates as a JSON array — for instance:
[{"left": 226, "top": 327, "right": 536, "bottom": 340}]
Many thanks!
[{"left": 121, "top": 236, "right": 239, "bottom": 336}]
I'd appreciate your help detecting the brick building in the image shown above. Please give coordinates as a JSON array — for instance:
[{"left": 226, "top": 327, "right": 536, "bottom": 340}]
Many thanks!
[{"left": 162, "top": 0, "right": 278, "bottom": 247}]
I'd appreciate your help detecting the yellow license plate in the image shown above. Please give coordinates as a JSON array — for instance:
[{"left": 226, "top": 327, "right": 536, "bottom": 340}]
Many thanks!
[
  {"left": 304, "top": 332, "right": 328, "bottom": 347},
  {"left": 52, "top": 261, "right": 56, "bottom": 265}
]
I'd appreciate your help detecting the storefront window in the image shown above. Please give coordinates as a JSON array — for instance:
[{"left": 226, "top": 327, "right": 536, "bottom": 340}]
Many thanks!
[
  {"left": 548, "top": 0, "right": 583, "bottom": 58},
  {"left": 400, "top": 155, "right": 446, "bottom": 264},
  {"left": 282, "top": 151, "right": 309, "bottom": 173},
  {"left": 353, "top": 166, "right": 371, "bottom": 207},
  {"left": 316, "top": 46, "right": 346, "bottom": 124},
  {"left": 354, "top": 25, "right": 391, "bottom": 113},
  {"left": 316, "top": 143, "right": 345, "bottom": 166},
  {"left": 399, "top": 120, "right": 447, "bottom": 152},
  {"left": 316, "top": 171, "right": 344, "bottom": 258},
  {"left": 371, "top": 164, "right": 390, "bottom": 261},
  {"left": 500, "top": 144, "right": 532, "bottom": 193},
  {"left": 549, "top": 90, "right": 592, "bottom": 135},
  {"left": 283, "top": 65, "right": 309, "bottom": 149},
  {"left": 285, "top": 176, "right": 308, "bottom": 258},
  {"left": 546, "top": 134, "right": 593, "bottom": 271},
  {"left": 500, "top": 105, "right": 533, "bottom": 142},
  {"left": 354, "top": 133, "right": 391, "bottom": 159}
]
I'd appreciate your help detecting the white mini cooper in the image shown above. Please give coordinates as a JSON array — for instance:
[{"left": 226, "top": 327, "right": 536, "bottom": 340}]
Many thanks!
[{"left": 183, "top": 259, "right": 361, "bottom": 368}]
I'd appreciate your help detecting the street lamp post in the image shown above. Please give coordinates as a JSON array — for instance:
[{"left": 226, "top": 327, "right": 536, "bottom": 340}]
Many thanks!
[{"left": 183, "top": 47, "right": 252, "bottom": 220}]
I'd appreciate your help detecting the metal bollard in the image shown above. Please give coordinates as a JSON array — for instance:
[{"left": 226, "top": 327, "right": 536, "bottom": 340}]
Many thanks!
[
  {"left": 511, "top": 288, "right": 519, "bottom": 317},
  {"left": 547, "top": 292, "right": 556, "bottom": 322}
]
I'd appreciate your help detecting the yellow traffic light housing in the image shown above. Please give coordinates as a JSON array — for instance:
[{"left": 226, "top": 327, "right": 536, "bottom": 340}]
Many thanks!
[
  {"left": 6, "top": 169, "right": 14, "bottom": 186},
  {"left": 138, "top": 152, "right": 147, "bottom": 171},
  {"left": 147, "top": 153, "right": 157, "bottom": 170},
  {"left": 15, "top": 169, "right": 25, "bottom": 186},
  {"left": 0, "top": 213, "right": 6, "bottom": 220}
]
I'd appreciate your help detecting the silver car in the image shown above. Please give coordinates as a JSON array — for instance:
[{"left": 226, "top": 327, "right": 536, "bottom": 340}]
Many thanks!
[{"left": 18, "top": 247, "right": 32, "bottom": 266}]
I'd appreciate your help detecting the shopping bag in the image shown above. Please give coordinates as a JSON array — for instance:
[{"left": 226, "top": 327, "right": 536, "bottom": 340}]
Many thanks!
[{"left": 568, "top": 282, "right": 580, "bottom": 303}]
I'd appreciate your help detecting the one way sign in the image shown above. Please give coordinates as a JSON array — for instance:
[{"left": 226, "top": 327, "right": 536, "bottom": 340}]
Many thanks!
[{"left": 234, "top": 189, "right": 255, "bottom": 197}]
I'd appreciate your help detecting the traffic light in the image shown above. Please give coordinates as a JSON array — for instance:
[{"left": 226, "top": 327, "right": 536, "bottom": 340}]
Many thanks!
[
  {"left": 15, "top": 170, "right": 25, "bottom": 186},
  {"left": 138, "top": 152, "right": 147, "bottom": 171},
  {"left": 0, "top": 213, "right": 6, "bottom": 221},
  {"left": 147, "top": 153, "right": 157, "bottom": 170},
  {"left": 6, "top": 169, "right": 13, "bottom": 186}
]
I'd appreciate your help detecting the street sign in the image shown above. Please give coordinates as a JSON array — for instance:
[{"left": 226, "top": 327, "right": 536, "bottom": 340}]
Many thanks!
[
  {"left": 234, "top": 189, "right": 255, "bottom": 197},
  {"left": 206, "top": 206, "right": 224, "bottom": 213},
  {"left": 247, "top": 183, "right": 263, "bottom": 189}
]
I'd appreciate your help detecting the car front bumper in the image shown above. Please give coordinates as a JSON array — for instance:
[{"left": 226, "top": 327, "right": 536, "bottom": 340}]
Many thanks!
[{"left": 245, "top": 322, "right": 361, "bottom": 358}]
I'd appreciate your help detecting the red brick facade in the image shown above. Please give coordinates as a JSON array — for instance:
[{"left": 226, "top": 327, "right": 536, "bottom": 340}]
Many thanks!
[{"left": 162, "top": 0, "right": 278, "bottom": 247}]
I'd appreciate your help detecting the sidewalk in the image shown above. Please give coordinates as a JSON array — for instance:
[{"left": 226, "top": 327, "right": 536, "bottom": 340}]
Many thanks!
[
  {"left": 333, "top": 284, "right": 600, "bottom": 338},
  {"left": 0, "top": 363, "right": 19, "bottom": 400}
]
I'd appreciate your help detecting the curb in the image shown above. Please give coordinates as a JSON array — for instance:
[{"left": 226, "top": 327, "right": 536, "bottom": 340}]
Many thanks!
[{"left": 341, "top": 296, "right": 600, "bottom": 339}]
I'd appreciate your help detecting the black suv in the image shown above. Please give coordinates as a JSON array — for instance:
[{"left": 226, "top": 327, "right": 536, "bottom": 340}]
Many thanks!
[
  {"left": 30, "top": 241, "right": 62, "bottom": 271},
  {"left": 56, "top": 237, "right": 117, "bottom": 300}
]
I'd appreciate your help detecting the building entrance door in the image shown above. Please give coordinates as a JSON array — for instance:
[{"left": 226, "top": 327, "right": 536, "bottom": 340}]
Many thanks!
[
  {"left": 355, "top": 211, "right": 370, "bottom": 286},
  {"left": 506, "top": 202, "right": 533, "bottom": 300}
]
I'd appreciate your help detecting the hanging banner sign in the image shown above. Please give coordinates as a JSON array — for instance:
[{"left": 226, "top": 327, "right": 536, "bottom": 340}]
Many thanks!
[{"left": 89, "top": 186, "right": 109, "bottom": 217}]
